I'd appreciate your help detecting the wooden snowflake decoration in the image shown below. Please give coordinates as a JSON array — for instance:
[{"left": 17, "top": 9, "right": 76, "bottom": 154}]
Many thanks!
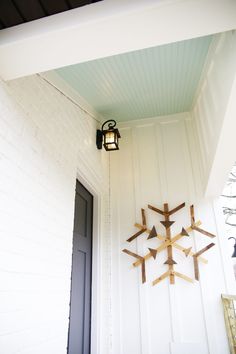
[{"left": 122, "top": 203, "right": 216, "bottom": 285}]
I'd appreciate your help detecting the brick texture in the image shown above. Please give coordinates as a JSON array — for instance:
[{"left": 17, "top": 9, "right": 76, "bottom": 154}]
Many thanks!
[{"left": 0, "top": 74, "right": 111, "bottom": 354}]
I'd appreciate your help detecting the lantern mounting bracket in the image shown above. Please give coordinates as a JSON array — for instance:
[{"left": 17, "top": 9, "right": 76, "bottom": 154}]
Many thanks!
[{"left": 228, "top": 237, "right": 236, "bottom": 257}]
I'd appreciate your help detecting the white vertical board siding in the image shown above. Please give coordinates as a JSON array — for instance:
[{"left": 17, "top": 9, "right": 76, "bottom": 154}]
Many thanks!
[
  {"left": 0, "top": 75, "right": 110, "bottom": 354},
  {"left": 110, "top": 113, "right": 235, "bottom": 354},
  {"left": 192, "top": 30, "right": 236, "bottom": 196}
]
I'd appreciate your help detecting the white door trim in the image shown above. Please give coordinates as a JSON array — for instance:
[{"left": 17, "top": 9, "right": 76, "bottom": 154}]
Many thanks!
[{"left": 75, "top": 170, "right": 102, "bottom": 354}]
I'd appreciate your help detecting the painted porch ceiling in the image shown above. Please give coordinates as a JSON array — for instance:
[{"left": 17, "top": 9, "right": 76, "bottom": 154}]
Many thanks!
[{"left": 56, "top": 35, "right": 212, "bottom": 122}]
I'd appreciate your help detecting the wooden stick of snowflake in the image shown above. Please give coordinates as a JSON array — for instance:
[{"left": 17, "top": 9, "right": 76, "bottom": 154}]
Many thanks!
[
  {"left": 193, "top": 243, "right": 215, "bottom": 280},
  {"left": 190, "top": 205, "right": 216, "bottom": 238},
  {"left": 189, "top": 205, "right": 216, "bottom": 280},
  {"left": 126, "top": 209, "right": 147, "bottom": 242},
  {"left": 133, "top": 220, "right": 208, "bottom": 265},
  {"left": 123, "top": 203, "right": 216, "bottom": 285},
  {"left": 149, "top": 202, "right": 189, "bottom": 284},
  {"left": 122, "top": 249, "right": 146, "bottom": 283}
]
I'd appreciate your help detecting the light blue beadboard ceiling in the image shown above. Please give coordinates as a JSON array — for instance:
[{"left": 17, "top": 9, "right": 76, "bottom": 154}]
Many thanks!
[{"left": 56, "top": 35, "right": 212, "bottom": 122}]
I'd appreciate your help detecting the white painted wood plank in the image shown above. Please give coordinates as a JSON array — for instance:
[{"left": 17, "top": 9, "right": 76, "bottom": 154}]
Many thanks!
[{"left": 110, "top": 112, "right": 235, "bottom": 353}]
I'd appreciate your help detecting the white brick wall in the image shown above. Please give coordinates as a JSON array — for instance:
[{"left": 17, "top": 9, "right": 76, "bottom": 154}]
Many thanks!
[{"left": 0, "top": 74, "right": 110, "bottom": 353}]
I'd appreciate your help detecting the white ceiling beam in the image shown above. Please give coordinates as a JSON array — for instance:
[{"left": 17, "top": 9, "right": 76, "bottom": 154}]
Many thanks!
[
  {"left": 0, "top": 0, "right": 235, "bottom": 80},
  {"left": 205, "top": 74, "right": 236, "bottom": 197}
]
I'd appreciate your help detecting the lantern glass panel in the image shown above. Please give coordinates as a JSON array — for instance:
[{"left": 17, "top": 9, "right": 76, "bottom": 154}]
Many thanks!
[
  {"left": 104, "top": 131, "right": 115, "bottom": 144},
  {"left": 106, "top": 143, "right": 117, "bottom": 150}
]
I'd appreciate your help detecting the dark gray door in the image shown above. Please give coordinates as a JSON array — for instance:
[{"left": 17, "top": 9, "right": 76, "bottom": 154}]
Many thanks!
[{"left": 67, "top": 181, "right": 93, "bottom": 354}]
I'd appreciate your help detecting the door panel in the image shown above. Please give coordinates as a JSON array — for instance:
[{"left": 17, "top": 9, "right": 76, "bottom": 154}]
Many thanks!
[{"left": 68, "top": 181, "right": 93, "bottom": 354}]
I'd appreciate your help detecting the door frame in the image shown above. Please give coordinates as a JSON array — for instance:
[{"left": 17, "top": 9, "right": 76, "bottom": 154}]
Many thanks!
[{"left": 75, "top": 170, "right": 102, "bottom": 354}]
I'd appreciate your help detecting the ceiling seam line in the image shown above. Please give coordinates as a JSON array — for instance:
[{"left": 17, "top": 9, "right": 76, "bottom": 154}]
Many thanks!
[
  {"left": 11, "top": 0, "right": 27, "bottom": 22},
  {"left": 37, "top": 74, "right": 100, "bottom": 124},
  {"left": 64, "top": 0, "right": 72, "bottom": 10},
  {"left": 37, "top": 0, "right": 49, "bottom": 16},
  {"left": 0, "top": 18, "right": 6, "bottom": 29}
]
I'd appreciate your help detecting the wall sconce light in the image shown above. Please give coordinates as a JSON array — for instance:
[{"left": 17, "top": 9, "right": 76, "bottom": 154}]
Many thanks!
[
  {"left": 228, "top": 237, "right": 236, "bottom": 257},
  {"left": 96, "top": 119, "right": 121, "bottom": 151}
]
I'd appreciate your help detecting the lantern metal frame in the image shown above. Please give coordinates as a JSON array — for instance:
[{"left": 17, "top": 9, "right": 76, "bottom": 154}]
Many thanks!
[{"left": 96, "top": 119, "right": 121, "bottom": 151}]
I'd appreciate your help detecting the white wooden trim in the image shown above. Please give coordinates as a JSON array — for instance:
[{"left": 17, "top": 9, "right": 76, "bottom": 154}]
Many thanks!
[
  {"left": 75, "top": 170, "right": 102, "bottom": 354},
  {"left": 40, "top": 71, "right": 104, "bottom": 123},
  {"left": 0, "top": 0, "right": 236, "bottom": 80},
  {"left": 205, "top": 73, "right": 236, "bottom": 197}
]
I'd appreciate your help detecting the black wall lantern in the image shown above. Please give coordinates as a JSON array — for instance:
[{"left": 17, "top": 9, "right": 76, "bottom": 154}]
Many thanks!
[
  {"left": 96, "top": 119, "right": 121, "bottom": 151},
  {"left": 228, "top": 237, "right": 236, "bottom": 257}
]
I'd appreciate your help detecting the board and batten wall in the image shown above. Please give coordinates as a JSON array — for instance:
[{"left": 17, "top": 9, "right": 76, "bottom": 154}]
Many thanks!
[
  {"left": 0, "top": 74, "right": 111, "bottom": 354},
  {"left": 110, "top": 112, "right": 236, "bottom": 354},
  {"left": 192, "top": 30, "right": 236, "bottom": 197}
]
